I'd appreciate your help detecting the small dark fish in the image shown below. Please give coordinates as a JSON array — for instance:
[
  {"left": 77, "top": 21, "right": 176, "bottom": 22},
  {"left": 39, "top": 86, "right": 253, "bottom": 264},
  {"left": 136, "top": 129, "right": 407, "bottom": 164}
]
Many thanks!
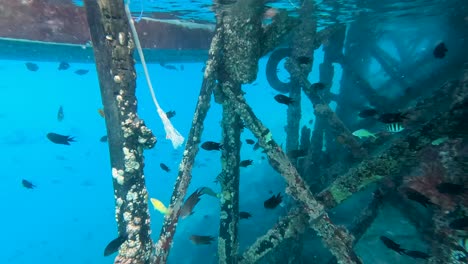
[
  {"left": 449, "top": 217, "right": 468, "bottom": 230},
  {"left": 165, "top": 110, "right": 176, "bottom": 119},
  {"left": 201, "top": 141, "right": 223, "bottom": 151},
  {"left": 104, "top": 235, "right": 127, "bottom": 256},
  {"left": 358, "top": 108, "right": 378, "bottom": 118},
  {"left": 380, "top": 236, "right": 405, "bottom": 254},
  {"left": 404, "top": 188, "right": 434, "bottom": 207},
  {"left": 239, "top": 159, "right": 253, "bottom": 167},
  {"left": 245, "top": 139, "right": 255, "bottom": 145},
  {"left": 404, "top": 250, "right": 430, "bottom": 259},
  {"left": 47, "top": 132, "right": 75, "bottom": 145},
  {"left": 189, "top": 235, "right": 215, "bottom": 245},
  {"left": 274, "top": 94, "right": 294, "bottom": 105},
  {"left": 295, "top": 56, "right": 312, "bottom": 64},
  {"left": 180, "top": 65, "right": 184, "bottom": 71},
  {"left": 436, "top": 182, "right": 466, "bottom": 195},
  {"left": 100, "top": 135, "right": 108, "bottom": 142},
  {"left": 25, "top": 62, "right": 39, "bottom": 71},
  {"left": 74, "top": 69, "right": 89, "bottom": 75},
  {"left": 287, "top": 149, "right": 308, "bottom": 159},
  {"left": 378, "top": 112, "right": 408, "bottom": 124},
  {"left": 163, "top": 64, "right": 178, "bottom": 71},
  {"left": 253, "top": 142, "right": 260, "bottom": 151},
  {"left": 160, "top": 163, "right": 170, "bottom": 172},
  {"left": 22, "top": 179, "right": 36, "bottom": 189},
  {"left": 57, "top": 105, "right": 64, "bottom": 122},
  {"left": 58, "top": 62, "right": 70, "bottom": 70},
  {"left": 180, "top": 188, "right": 204, "bottom": 218},
  {"left": 239, "top": 212, "right": 252, "bottom": 219},
  {"left": 201, "top": 65, "right": 206, "bottom": 72},
  {"left": 264, "top": 192, "right": 282, "bottom": 209},
  {"left": 310, "top": 82, "right": 326, "bottom": 91},
  {"left": 433, "top": 42, "right": 448, "bottom": 59}
]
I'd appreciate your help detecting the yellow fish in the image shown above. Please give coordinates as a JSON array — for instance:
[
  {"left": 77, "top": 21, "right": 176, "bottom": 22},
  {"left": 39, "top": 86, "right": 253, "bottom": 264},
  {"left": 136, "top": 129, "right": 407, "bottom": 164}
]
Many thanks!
[
  {"left": 150, "top": 198, "right": 170, "bottom": 215},
  {"left": 352, "top": 129, "right": 377, "bottom": 139}
]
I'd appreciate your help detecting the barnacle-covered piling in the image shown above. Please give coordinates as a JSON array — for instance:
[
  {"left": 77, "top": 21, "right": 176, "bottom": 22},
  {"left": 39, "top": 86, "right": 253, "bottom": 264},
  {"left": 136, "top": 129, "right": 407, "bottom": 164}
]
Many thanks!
[
  {"left": 220, "top": 85, "right": 361, "bottom": 264},
  {"left": 153, "top": 25, "right": 223, "bottom": 263},
  {"left": 84, "top": 1, "right": 156, "bottom": 263}
]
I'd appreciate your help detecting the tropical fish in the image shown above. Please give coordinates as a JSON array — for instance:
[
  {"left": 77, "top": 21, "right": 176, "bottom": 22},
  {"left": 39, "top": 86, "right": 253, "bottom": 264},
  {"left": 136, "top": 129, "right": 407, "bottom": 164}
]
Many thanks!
[
  {"left": 245, "top": 139, "right": 255, "bottom": 145},
  {"left": 385, "top": 123, "right": 404, "bottom": 133},
  {"left": 201, "top": 141, "right": 223, "bottom": 151},
  {"left": 253, "top": 142, "right": 260, "bottom": 151},
  {"left": 180, "top": 188, "right": 204, "bottom": 218},
  {"left": 358, "top": 108, "right": 378, "bottom": 118},
  {"left": 274, "top": 94, "right": 294, "bottom": 105},
  {"left": 98, "top": 108, "right": 105, "bottom": 118},
  {"left": 57, "top": 105, "right": 64, "bottom": 122},
  {"left": 104, "top": 235, "right": 127, "bottom": 256},
  {"left": 378, "top": 112, "right": 408, "bottom": 124},
  {"left": 74, "top": 69, "right": 89, "bottom": 75},
  {"left": 160, "top": 163, "right": 170, "bottom": 172},
  {"left": 239, "top": 159, "right": 253, "bottom": 167},
  {"left": 404, "top": 188, "right": 434, "bottom": 207},
  {"left": 199, "top": 187, "right": 218, "bottom": 198},
  {"left": 404, "top": 250, "right": 430, "bottom": 259},
  {"left": 58, "top": 62, "right": 70, "bottom": 70},
  {"left": 239, "top": 212, "right": 252, "bottom": 219},
  {"left": 352, "top": 129, "right": 377, "bottom": 139},
  {"left": 162, "top": 64, "right": 178, "bottom": 71},
  {"left": 22, "top": 179, "right": 36, "bottom": 189},
  {"left": 189, "top": 235, "right": 215, "bottom": 245},
  {"left": 431, "top": 137, "right": 449, "bottom": 146},
  {"left": 47, "top": 133, "right": 75, "bottom": 145},
  {"left": 100, "top": 135, "right": 108, "bottom": 142},
  {"left": 380, "top": 236, "right": 406, "bottom": 254},
  {"left": 25, "top": 62, "right": 39, "bottom": 71},
  {"left": 310, "top": 82, "right": 326, "bottom": 91},
  {"left": 436, "top": 182, "right": 466, "bottom": 195},
  {"left": 165, "top": 110, "right": 176, "bottom": 119},
  {"left": 433, "top": 42, "right": 448, "bottom": 58},
  {"left": 449, "top": 217, "right": 468, "bottom": 230},
  {"left": 150, "top": 198, "right": 170, "bottom": 215},
  {"left": 264, "top": 193, "right": 282, "bottom": 209},
  {"left": 295, "top": 56, "right": 312, "bottom": 64}
]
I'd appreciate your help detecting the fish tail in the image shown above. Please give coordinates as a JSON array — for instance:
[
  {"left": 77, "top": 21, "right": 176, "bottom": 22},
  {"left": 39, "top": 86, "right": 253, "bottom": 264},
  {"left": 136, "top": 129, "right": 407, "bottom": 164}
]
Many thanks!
[{"left": 219, "top": 144, "right": 224, "bottom": 150}]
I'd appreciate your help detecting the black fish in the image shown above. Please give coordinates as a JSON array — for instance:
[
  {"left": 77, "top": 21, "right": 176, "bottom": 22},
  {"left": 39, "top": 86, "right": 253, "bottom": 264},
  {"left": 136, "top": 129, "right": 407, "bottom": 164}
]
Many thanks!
[
  {"left": 239, "top": 159, "right": 253, "bottom": 167},
  {"left": 180, "top": 188, "right": 204, "bottom": 218},
  {"left": 57, "top": 105, "right": 64, "bottom": 122},
  {"left": 404, "top": 250, "right": 430, "bottom": 259},
  {"left": 25, "top": 62, "right": 39, "bottom": 71},
  {"left": 264, "top": 193, "right": 282, "bottom": 209},
  {"left": 104, "top": 235, "right": 127, "bottom": 256},
  {"left": 380, "top": 236, "right": 405, "bottom": 254},
  {"left": 378, "top": 112, "right": 408, "bottom": 124},
  {"left": 310, "top": 82, "right": 326, "bottom": 91},
  {"left": 47, "top": 132, "right": 76, "bottom": 145},
  {"left": 239, "top": 212, "right": 252, "bottom": 219},
  {"left": 449, "top": 217, "right": 468, "bottom": 230},
  {"left": 201, "top": 141, "right": 223, "bottom": 151},
  {"left": 296, "top": 56, "right": 312, "bottom": 64},
  {"left": 58, "top": 62, "right": 70, "bottom": 70},
  {"left": 74, "top": 69, "right": 89, "bottom": 75},
  {"left": 100, "top": 135, "right": 108, "bottom": 142},
  {"left": 245, "top": 139, "right": 255, "bottom": 145},
  {"left": 358, "top": 108, "right": 378, "bottom": 118},
  {"left": 287, "top": 149, "right": 308, "bottom": 159},
  {"left": 274, "top": 94, "right": 294, "bottom": 105},
  {"left": 160, "top": 163, "right": 170, "bottom": 172},
  {"left": 163, "top": 64, "right": 178, "bottom": 71},
  {"left": 436, "top": 182, "right": 466, "bottom": 195},
  {"left": 166, "top": 110, "right": 176, "bottom": 119},
  {"left": 404, "top": 188, "right": 434, "bottom": 207},
  {"left": 190, "top": 235, "right": 215, "bottom": 245},
  {"left": 22, "top": 179, "right": 36, "bottom": 189},
  {"left": 433, "top": 42, "right": 448, "bottom": 59}
]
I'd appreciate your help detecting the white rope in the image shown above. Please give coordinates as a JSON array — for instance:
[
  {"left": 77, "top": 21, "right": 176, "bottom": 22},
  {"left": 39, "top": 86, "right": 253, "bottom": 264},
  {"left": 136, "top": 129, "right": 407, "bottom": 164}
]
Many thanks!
[{"left": 124, "top": 2, "right": 185, "bottom": 148}]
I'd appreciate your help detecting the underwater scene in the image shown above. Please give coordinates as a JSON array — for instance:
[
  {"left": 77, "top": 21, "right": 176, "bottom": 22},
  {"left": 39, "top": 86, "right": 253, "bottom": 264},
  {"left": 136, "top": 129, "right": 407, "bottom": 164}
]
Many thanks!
[{"left": 0, "top": 0, "right": 467, "bottom": 263}]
